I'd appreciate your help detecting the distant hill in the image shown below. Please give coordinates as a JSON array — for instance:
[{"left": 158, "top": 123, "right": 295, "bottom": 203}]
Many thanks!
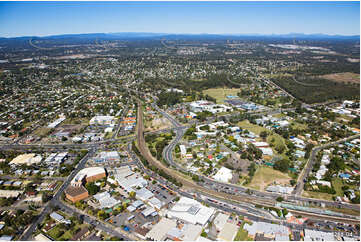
[{"left": 1, "top": 32, "right": 359, "bottom": 41}]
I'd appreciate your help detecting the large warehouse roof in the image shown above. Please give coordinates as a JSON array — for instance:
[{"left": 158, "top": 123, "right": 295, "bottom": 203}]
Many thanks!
[
  {"left": 167, "top": 196, "right": 215, "bottom": 226},
  {"left": 72, "top": 167, "right": 105, "bottom": 184}
]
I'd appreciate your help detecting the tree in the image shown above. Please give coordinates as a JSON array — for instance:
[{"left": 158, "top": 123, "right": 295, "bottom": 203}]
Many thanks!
[
  {"left": 260, "top": 131, "right": 268, "bottom": 140},
  {"left": 276, "top": 197, "right": 284, "bottom": 202},
  {"left": 85, "top": 182, "right": 100, "bottom": 195},
  {"left": 275, "top": 144, "right": 286, "bottom": 154},
  {"left": 129, "top": 191, "right": 136, "bottom": 199},
  {"left": 42, "top": 192, "right": 52, "bottom": 203},
  {"left": 274, "top": 159, "right": 289, "bottom": 173}
]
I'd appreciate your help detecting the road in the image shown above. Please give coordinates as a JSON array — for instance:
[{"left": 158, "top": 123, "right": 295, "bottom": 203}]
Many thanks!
[
  {"left": 55, "top": 200, "right": 132, "bottom": 240},
  {"left": 293, "top": 134, "right": 360, "bottom": 196},
  {"left": 153, "top": 99, "right": 360, "bottom": 215},
  {"left": 19, "top": 148, "right": 96, "bottom": 240}
]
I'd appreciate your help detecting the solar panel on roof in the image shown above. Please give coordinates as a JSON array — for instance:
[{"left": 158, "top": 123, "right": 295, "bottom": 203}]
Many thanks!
[{"left": 187, "top": 205, "right": 200, "bottom": 215}]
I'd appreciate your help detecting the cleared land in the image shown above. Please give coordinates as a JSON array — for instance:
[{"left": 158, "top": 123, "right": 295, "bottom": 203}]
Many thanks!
[
  {"left": 203, "top": 88, "right": 240, "bottom": 103},
  {"left": 321, "top": 72, "right": 360, "bottom": 84},
  {"left": 246, "top": 166, "right": 291, "bottom": 191},
  {"left": 145, "top": 117, "right": 172, "bottom": 131}
]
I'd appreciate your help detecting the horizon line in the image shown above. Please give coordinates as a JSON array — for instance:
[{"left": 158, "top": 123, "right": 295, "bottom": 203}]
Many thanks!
[{"left": 1, "top": 31, "right": 360, "bottom": 39}]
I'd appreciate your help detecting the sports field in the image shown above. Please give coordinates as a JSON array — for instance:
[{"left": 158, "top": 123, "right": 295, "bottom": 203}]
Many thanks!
[{"left": 203, "top": 88, "right": 240, "bottom": 103}]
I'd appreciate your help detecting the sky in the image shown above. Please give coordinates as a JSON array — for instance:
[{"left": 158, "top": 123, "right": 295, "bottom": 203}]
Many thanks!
[{"left": 0, "top": 1, "right": 359, "bottom": 37}]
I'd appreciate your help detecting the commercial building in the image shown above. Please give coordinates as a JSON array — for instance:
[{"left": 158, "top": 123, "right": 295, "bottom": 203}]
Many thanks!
[
  {"left": 10, "top": 154, "right": 42, "bottom": 165},
  {"left": 34, "top": 233, "right": 52, "bottom": 241},
  {"left": 0, "top": 190, "right": 22, "bottom": 198},
  {"left": 213, "top": 212, "right": 229, "bottom": 232},
  {"left": 93, "top": 192, "right": 120, "bottom": 209},
  {"left": 266, "top": 185, "right": 294, "bottom": 195},
  {"left": 47, "top": 117, "right": 66, "bottom": 129},
  {"left": 167, "top": 196, "right": 215, "bottom": 226},
  {"left": 71, "top": 167, "right": 106, "bottom": 186},
  {"left": 304, "top": 229, "right": 335, "bottom": 241},
  {"left": 244, "top": 221, "right": 290, "bottom": 240},
  {"left": 65, "top": 185, "right": 89, "bottom": 203},
  {"left": 217, "top": 222, "right": 239, "bottom": 241},
  {"left": 115, "top": 166, "right": 147, "bottom": 193},
  {"left": 89, "top": 116, "right": 115, "bottom": 125},
  {"left": 213, "top": 167, "right": 233, "bottom": 183},
  {"left": 145, "top": 218, "right": 177, "bottom": 241}
]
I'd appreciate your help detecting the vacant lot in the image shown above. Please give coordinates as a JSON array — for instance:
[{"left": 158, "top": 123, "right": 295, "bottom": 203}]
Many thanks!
[
  {"left": 145, "top": 117, "right": 172, "bottom": 131},
  {"left": 203, "top": 88, "right": 240, "bottom": 103},
  {"left": 238, "top": 120, "right": 268, "bottom": 135},
  {"left": 246, "top": 166, "right": 291, "bottom": 191},
  {"left": 321, "top": 72, "right": 360, "bottom": 84}
]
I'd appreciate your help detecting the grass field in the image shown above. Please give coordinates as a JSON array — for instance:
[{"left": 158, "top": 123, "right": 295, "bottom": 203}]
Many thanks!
[
  {"left": 290, "top": 121, "right": 308, "bottom": 130},
  {"left": 246, "top": 166, "right": 291, "bottom": 191},
  {"left": 302, "top": 178, "right": 352, "bottom": 201},
  {"left": 234, "top": 222, "right": 252, "bottom": 241},
  {"left": 62, "top": 118, "right": 89, "bottom": 125},
  {"left": 238, "top": 120, "right": 268, "bottom": 135},
  {"left": 33, "top": 127, "right": 52, "bottom": 137},
  {"left": 321, "top": 72, "right": 360, "bottom": 84},
  {"left": 47, "top": 223, "right": 88, "bottom": 240},
  {"left": 302, "top": 190, "right": 334, "bottom": 200},
  {"left": 203, "top": 88, "right": 240, "bottom": 103}
]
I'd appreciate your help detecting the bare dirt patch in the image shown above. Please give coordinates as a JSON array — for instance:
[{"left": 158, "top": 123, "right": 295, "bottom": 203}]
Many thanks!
[{"left": 145, "top": 117, "right": 172, "bottom": 131}]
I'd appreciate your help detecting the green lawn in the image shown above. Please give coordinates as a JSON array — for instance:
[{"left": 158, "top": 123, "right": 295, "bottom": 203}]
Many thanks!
[
  {"left": 234, "top": 222, "right": 252, "bottom": 241},
  {"left": 238, "top": 120, "right": 268, "bottom": 135},
  {"left": 267, "top": 133, "right": 288, "bottom": 156},
  {"left": 290, "top": 121, "right": 308, "bottom": 130},
  {"left": 302, "top": 190, "right": 334, "bottom": 200},
  {"left": 46, "top": 220, "right": 88, "bottom": 240},
  {"left": 303, "top": 178, "right": 355, "bottom": 201},
  {"left": 246, "top": 166, "right": 291, "bottom": 191},
  {"left": 203, "top": 88, "right": 240, "bottom": 104}
]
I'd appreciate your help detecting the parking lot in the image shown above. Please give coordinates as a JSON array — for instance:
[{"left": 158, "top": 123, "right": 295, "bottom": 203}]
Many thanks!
[{"left": 147, "top": 183, "right": 176, "bottom": 205}]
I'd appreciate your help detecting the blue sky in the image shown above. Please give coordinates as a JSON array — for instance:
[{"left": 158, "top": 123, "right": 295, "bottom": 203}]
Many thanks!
[{"left": 0, "top": 1, "right": 359, "bottom": 37}]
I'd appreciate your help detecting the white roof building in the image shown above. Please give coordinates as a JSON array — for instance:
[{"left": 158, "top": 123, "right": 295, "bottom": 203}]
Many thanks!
[
  {"left": 244, "top": 221, "right": 290, "bottom": 238},
  {"left": 266, "top": 185, "right": 294, "bottom": 195},
  {"left": 136, "top": 188, "right": 154, "bottom": 202},
  {"left": 213, "top": 212, "right": 229, "bottom": 231},
  {"left": 89, "top": 116, "right": 115, "bottom": 125},
  {"left": 217, "top": 222, "right": 239, "bottom": 241},
  {"left": 167, "top": 196, "right": 215, "bottom": 226},
  {"left": 71, "top": 167, "right": 105, "bottom": 185},
  {"left": 93, "top": 192, "right": 120, "bottom": 209},
  {"left": 145, "top": 218, "right": 177, "bottom": 241},
  {"left": 260, "top": 147, "right": 274, "bottom": 156},
  {"left": 148, "top": 197, "right": 164, "bottom": 210},
  {"left": 213, "top": 167, "right": 233, "bottom": 183},
  {"left": 0, "top": 190, "right": 22, "bottom": 198},
  {"left": 304, "top": 229, "right": 335, "bottom": 241},
  {"left": 180, "top": 145, "right": 187, "bottom": 156},
  {"left": 34, "top": 233, "right": 52, "bottom": 241},
  {"left": 10, "top": 154, "right": 42, "bottom": 165},
  {"left": 48, "top": 117, "right": 66, "bottom": 129}
]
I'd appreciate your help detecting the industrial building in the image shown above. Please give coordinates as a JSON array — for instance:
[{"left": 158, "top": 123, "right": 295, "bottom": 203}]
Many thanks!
[
  {"left": 65, "top": 185, "right": 89, "bottom": 203},
  {"left": 167, "top": 196, "right": 215, "bottom": 226}
]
